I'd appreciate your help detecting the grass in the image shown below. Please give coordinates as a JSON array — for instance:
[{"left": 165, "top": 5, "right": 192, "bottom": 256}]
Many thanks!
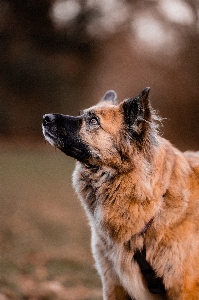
[{"left": 0, "top": 143, "right": 102, "bottom": 300}]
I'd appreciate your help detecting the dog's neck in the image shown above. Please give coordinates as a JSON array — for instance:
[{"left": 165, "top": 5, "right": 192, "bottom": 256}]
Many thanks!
[{"left": 75, "top": 165, "right": 161, "bottom": 243}]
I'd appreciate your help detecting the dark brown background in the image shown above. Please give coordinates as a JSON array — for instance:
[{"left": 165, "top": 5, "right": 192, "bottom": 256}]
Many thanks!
[{"left": 0, "top": 0, "right": 199, "bottom": 150}]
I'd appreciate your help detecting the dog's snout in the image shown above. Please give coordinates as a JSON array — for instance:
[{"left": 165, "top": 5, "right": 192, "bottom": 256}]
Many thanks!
[{"left": 43, "top": 114, "right": 55, "bottom": 125}]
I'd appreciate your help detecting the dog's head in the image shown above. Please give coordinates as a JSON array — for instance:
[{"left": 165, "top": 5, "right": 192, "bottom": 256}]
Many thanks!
[{"left": 42, "top": 88, "right": 159, "bottom": 170}]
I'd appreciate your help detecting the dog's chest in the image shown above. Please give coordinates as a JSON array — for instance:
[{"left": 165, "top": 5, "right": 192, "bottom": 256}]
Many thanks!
[
  {"left": 74, "top": 165, "right": 166, "bottom": 299},
  {"left": 73, "top": 163, "right": 157, "bottom": 242},
  {"left": 94, "top": 231, "right": 165, "bottom": 300}
]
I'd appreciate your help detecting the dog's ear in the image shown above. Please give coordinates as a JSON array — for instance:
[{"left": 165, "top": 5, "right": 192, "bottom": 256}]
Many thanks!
[
  {"left": 100, "top": 90, "right": 118, "bottom": 104},
  {"left": 121, "top": 87, "right": 151, "bottom": 135}
]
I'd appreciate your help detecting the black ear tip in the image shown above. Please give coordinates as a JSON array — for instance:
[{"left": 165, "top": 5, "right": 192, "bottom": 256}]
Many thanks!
[{"left": 142, "top": 87, "right": 150, "bottom": 97}]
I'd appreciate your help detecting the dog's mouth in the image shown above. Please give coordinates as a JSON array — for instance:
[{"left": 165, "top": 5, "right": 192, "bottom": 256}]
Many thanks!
[
  {"left": 42, "top": 114, "right": 91, "bottom": 163},
  {"left": 42, "top": 125, "right": 58, "bottom": 147}
]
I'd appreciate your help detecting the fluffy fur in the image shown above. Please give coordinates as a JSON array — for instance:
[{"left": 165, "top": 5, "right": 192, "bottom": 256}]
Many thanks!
[{"left": 43, "top": 88, "right": 199, "bottom": 300}]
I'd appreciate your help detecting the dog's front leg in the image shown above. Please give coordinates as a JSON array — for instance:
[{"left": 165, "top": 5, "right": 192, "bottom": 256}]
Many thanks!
[
  {"left": 95, "top": 250, "right": 131, "bottom": 299},
  {"left": 98, "top": 261, "right": 132, "bottom": 300},
  {"left": 92, "top": 231, "right": 132, "bottom": 299},
  {"left": 103, "top": 284, "right": 132, "bottom": 300}
]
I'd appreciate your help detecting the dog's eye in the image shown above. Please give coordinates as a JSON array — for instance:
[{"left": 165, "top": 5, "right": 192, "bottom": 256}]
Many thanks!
[{"left": 89, "top": 117, "right": 99, "bottom": 126}]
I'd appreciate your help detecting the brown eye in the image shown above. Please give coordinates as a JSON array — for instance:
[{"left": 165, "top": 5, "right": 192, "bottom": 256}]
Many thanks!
[{"left": 89, "top": 117, "right": 99, "bottom": 126}]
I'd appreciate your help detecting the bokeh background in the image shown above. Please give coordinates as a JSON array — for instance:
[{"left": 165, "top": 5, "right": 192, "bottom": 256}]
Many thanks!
[{"left": 1, "top": 0, "right": 199, "bottom": 299}]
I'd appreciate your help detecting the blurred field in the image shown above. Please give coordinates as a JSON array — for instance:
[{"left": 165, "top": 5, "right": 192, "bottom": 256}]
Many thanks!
[{"left": 0, "top": 143, "right": 102, "bottom": 300}]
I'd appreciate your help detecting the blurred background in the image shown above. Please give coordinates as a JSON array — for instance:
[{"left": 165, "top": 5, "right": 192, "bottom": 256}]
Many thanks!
[{"left": 1, "top": 0, "right": 199, "bottom": 299}]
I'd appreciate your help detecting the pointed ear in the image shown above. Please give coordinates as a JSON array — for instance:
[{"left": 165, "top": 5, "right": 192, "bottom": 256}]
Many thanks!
[
  {"left": 100, "top": 90, "right": 118, "bottom": 104},
  {"left": 121, "top": 87, "right": 151, "bottom": 135}
]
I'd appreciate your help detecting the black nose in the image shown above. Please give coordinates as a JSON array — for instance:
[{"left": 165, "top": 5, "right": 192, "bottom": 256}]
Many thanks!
[{"left": 43, "top": 114, "right": 56, "bottom": 125}]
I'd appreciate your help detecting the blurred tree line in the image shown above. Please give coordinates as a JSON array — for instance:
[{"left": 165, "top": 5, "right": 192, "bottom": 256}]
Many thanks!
[{"left": 0, "top": 0, "right": 199, "bottom": 150}]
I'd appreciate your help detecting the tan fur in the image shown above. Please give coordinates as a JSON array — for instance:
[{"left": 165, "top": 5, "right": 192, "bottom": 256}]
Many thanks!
[
  {"left": 43, "top": 89, "right": 199, "bottom": 299},
  {"left": 72, "top": 99, "right": 199, "bottom": 300}
]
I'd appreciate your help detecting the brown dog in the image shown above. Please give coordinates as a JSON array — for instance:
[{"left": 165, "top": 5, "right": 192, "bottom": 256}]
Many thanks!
[{"left": 42, "top": 88, "right": 199, "bottom": 300}]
